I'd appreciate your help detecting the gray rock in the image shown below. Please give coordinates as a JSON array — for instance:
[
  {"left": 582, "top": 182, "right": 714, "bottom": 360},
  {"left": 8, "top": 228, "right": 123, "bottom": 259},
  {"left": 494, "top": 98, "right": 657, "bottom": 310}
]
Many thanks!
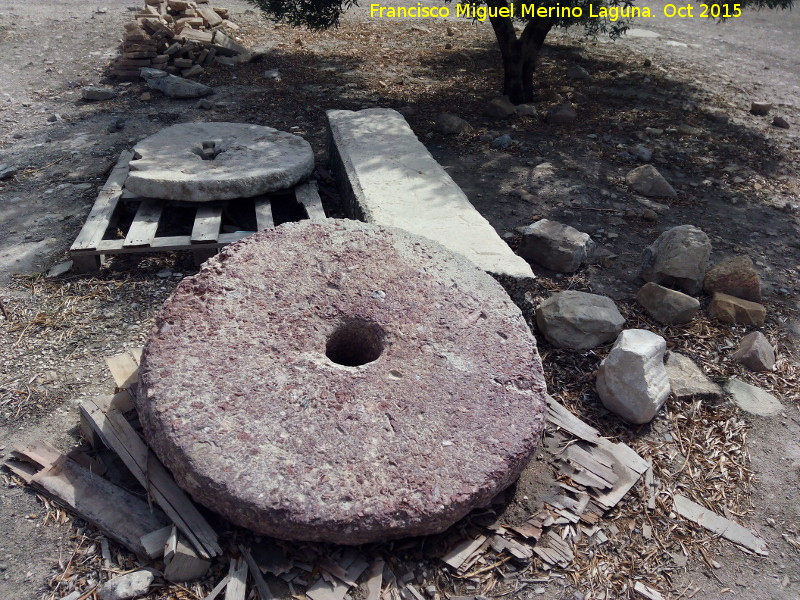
[
  {"left": 516, "top": 103, "right": 538, "bottom": 117},
  {"left": 491, "top": 134, "right": 513, "bottom": 149},
  {"left": 732, "top": 331, "right": 775, "bottom": 372},
  {"left": 566, "top": 64, "right": 592, "bottom": 80},
  {"left": 263, "top": 69, "right": 281, "bottom": 81},
  {"left": 98, "top": 570, "right": 154, "bottom": 600},
  {"left": 635, "top": 282, "right": 699, "bottom": 325},
  {"left": 196, "top": 98, "right": 214, "bottom": 110},
  {"left": 749, "top": 101, "right": 772, "bottom": 116},
  {"left": 665, "top": 352, "right": 723, "bottom": 401},
  {"left": 536, "top": 291, "right": 625, "bottom": 350},
  {"left": 140, "top": 67, "right": 213, "bottom": 99},
  {"left": 0, "top": 164, "right": 18, "bottom": 180},
  {"left": 627, "top": 165, "right": 677, "bottom": 198},
  {"left": 704, "top": 255, "right": 761, "bottom": 302},
  {"left": 631, "top": 144, "right": 652, "bottom": 162},
  {"left": 546, "top": 102, "right": 577, "bottom": 125},
  {"left": 107, "top": 117, "right": 125, "bottom": 133},
  {"left": 181, "top": 64, "right": 205, "bottom": 78},
  {"left": 435, "top": 113, "right": 472, "bottom": 135},
  {"left": 640, "top": 225, "right": 711, "bottom": 295},
  {"left": 596, "top": 329, "right": 671, "bottom": 424},
  {"left": 724, "top": 378, "right": 782, "bottom": 417},
  {"left": 772, "top": 116, "right": 790, "bottom": 129},
  {"left": 519, "top": 219, "right": 595, "bottom": 273},
  {"left": 47, "top": 113, "right": 61, "bottom": 123},
  {"left": 81, "top": 86, "right": 117, "bottom": 101},
  {"left": 46, "top": 261, "right": 73, "bottom": 278},
  {"left": 486, "top": 97, "right": 516, "bottom": 119},
  {"left": 709, "top": 292, "right": 766, "bottom": 326}
]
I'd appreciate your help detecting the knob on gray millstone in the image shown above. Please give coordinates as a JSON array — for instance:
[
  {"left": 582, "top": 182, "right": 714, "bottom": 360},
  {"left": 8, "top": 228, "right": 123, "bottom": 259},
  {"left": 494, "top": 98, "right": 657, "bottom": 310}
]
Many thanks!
[
  {"left": 125, "top": 122, "right": 314, "bottom": 202},
  {"left": 137, "top": 219, "right": 548, "bottom": 544}
]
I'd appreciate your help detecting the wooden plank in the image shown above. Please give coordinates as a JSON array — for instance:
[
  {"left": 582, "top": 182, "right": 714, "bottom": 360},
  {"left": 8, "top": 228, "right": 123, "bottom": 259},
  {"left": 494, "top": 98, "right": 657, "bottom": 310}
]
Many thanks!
[
  {"left": 80, "top": 391, "right": 134, "bottom": 448},
  {"left": 673, "top": 495, "right": 768, "bottom": 555},
  {"left": 203, "top": 576, "right": 231, "bottom": 600},
  {"left": 364, "top": 558, "right": 384, "bottom": 600},
  {"left": 71, "top": 151, "right": 134, "bottom": 251},
  {"left": 295, "top": 181, "right": 327, "bottom": 221},
  {"left": 94, "top": 231, "right": 253, "bottom": 254},
  {"left": 105, "top": 351, "right": 141, "bottom": 389},
  {"left": 633, "top": 582, "right": 667, "bottom": 600},
  {"left": 141, "top": 525, "right": 172, "bottom": 559},
  {"left": 238, "top": 545, "right": 273, "bottom": 600},
  {"left": 164, "top": 536, "right": 212, "bottom": 582},
  {"left": 191, "top": 205, "right": 223, "bottom": 243},
  {"left": 14, "top": 449, "right": 168, "bottom": 557},
  {"left": 254, "top": 198, "right": 274, "bottom": 231},
  {"left": 441, "top": 535, "right": 487, "bottom": 570},
  {"left": 123, "top": 199, "right": 163, "bottom": 247},
  {"left": 225, "top": 557, "right": 248, "bottom": 600},
  {"left": 79, "top": 396, "right": 221, "bottom": 558}
]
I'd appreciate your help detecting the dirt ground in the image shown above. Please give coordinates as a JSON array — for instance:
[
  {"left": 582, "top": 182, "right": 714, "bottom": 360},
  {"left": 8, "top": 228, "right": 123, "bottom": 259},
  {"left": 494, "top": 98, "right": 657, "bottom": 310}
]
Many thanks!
[{"left": 0, "top": 1, "right": 798, "bottom": 599}]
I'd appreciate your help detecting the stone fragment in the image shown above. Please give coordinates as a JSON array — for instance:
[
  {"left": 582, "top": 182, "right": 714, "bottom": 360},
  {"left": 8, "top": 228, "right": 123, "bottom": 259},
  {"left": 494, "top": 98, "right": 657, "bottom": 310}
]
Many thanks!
[
  {"left": 0, "top": 164, "right": 18, "bottom": 180},
  {"left": 772, "top": 116, "right": 790, "bottom": 129},
  {"left": 665, "top": 352, "right": 723, "bottom": 401},
  {"left": 635, "top": 282, "right": 700, "bottom": 325},
  {"left": 126, "top": 122, "right": 314, "bottom": 202},
  {"left": 724, "top": 378, "right": 782, "bottom": 416},
  {"left": 596, "top": 329, "right": 671, "bottom": 424},
  {"left": 140, "top": 67, "right": 213, "bottom": 99},
  {"left": 516, "top": 103, "right": 538, "bottom": 117},
  {"left": 138, "top": 220, "right": 547, "bottom": 544},
  {"left": 627, "top": 164, "right": 677, "bottom": 198},
  {"left": 435, "top": 113, "right": 472, "bottom": 135},
  {"left": 491, "top": 134, "right": 513, "bottom": 149},
  {"left": 703, "top": 255, "right": 761, "bottom": 302},
  {"left": 749, "top": 101, "right": 772, "bottom": 116},
  {"left": 518, "top": 219, "right": 595, "bottom": 273},
  {"left": 566, "top": 65, "right": 592, "bottom": 80},
  {"left": 486, "top": 97, "right": 517, "bottom": 119},
  {"left": 81, "top": 86, "right": 117, "bottom": 101},
  {"left": 98, "top": 570, "right": 154, "bottom": 600},
  {"left": 46, "top": 261, "right": 73, "bottom": 278},
  {"left": 631, "top": 144, "right": 652, "bottom": 162},
  {"left": 709, "top": 292, "right": 766, "bottom": 327},
  {"left": 732, "top": 331, "right": 775, "bottom": 372},
  {"left": 546, "top": 102, "right": 576, "bottom": 124},
  {"left": 640, "top": 225, "right": 711, "bottom": 294},
  {"left": 536, "top": 291, "right": 625, "bottom": 350}
]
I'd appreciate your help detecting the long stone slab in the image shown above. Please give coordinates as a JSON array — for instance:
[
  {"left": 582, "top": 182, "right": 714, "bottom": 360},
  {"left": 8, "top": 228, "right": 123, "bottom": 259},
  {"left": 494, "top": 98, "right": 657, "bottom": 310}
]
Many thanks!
[{"left": 327, "top": 108, "right": 534, "bottom": 279}]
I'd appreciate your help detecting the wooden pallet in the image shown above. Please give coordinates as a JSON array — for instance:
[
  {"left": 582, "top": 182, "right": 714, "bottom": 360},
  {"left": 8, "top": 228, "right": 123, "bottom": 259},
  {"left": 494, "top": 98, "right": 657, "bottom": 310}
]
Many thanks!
[{"left": 69, "top": 151, "right": 327, "bottom": 273}]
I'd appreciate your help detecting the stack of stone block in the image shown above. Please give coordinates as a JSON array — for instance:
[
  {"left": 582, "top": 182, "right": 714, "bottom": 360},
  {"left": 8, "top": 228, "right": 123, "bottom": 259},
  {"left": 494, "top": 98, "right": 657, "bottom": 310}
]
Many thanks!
[{"left": 112, "top": 0, "right": 249, "bottom": 80}]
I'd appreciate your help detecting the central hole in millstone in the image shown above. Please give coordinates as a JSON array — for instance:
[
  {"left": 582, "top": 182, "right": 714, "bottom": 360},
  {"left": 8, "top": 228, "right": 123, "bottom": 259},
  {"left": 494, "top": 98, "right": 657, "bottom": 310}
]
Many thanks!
[
  {"left": 326, "top": 320, "right": 384, "bottom": 367},
  {"left": 193, "top": 140, "right": 223, "bottom": 161}
]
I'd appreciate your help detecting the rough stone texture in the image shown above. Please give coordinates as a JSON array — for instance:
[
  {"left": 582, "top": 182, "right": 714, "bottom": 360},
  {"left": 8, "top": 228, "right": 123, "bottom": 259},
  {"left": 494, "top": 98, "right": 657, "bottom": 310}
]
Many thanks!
[
  {"left": 626, "top": 165, "right": 677, "bottom": 198},
  {"left": 635, "top": 282, "right": 700, "bottom": 325},
  {"left": 81, "top": 86, "right": 117, "bottom": 101},
  {"left": 326, "top": 108, "right": 534, "bottom": 279},
  {"left": 749, "top": 101, "right": 772, "bottom": 115},
  {"left": 535, "top": 291, "right": 625, "bottom": 350},
  {"left": 140, "top": 67, "right": 213, "bottom": 98},
  {"left": 772, "top": 116, "right": 790, "bottom": 129},
  {"left": 98, "top": 571, "right": 154, "bottom": 600},
  {"left": 703, "top": 255, "right": 761, "bottom": 302},
  {"left": 546, "top": 102, "right": 577, "bottom": 124},
  {"left": 486, "top": 97, "right": 517, "bottom": 119},
  {"left": 709, "top": 292, "right": 766, "bottom": 326},
  {"left": 138, "top": 220, "right": 547, "bottom": 544},
  {"left": 126, "top": 122, "right": 314, "bottom": 202},
  {"left": 596, "top": 330, "right": 671, "bottom": 424},
  {"left": 435, "top": 113, "right": 472, "bottom": 135},
  {"left": 724, "top": 378, "right": 783, "bottom": 417},
  {"left": 518, "top": 219, "right": 595, "bottom": 273},
  {"left": 732, "top": 332, "right": 775, "bottom": 372},
  {"left": 665, "top": 352, "right": 724, "bottom": 401},
  {"left": 640, "top": 225, "right": 711, "bottom": 294}
]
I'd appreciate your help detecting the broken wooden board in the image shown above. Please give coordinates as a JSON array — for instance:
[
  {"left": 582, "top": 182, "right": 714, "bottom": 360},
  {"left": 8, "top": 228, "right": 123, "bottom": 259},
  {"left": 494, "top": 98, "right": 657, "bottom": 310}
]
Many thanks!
[
  {"left": 364, "top": 558, "right": 384, "bottom": 600},
  {"left": 105, "top": 348, "right": 143, "bottom": 389},
  {"left": 225, "top": 557, "right": 248, "bottom": 600},
  {"left": 633, "top": 581, "right": 667, "bottom": 600},
  {"left": 80, "top": 390, "right": 134, "bottom": 449},
  {"left": 532, "top": 530, "right": 574, "bottom": 568},
  {"left": 238, "top": 545, "right": 273, "bottom": 600},
  {"left": 164, "top": 535, "right": 212, "bottom": 582},
  {"left": 673, "top": 494, "right": 768, "bottom": 556},
  {"left": 80, "top": 394, "right": 221, "bottom": 558},
  {"left": 441, "top": 535, "right": 488, "bottom": 571},
  {"left": 7, "top": 441, "right": 168, "bottom": 558}
]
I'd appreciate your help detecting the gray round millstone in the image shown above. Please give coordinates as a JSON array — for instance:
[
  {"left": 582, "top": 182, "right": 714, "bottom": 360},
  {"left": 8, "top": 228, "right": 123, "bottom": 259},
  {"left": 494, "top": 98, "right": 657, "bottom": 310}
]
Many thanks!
[
  {"left": 125, "top": 122, "right": 314, "bottom": 201},
  {"left": 138, "top": 220, "right": 547, "bottom": 544}
]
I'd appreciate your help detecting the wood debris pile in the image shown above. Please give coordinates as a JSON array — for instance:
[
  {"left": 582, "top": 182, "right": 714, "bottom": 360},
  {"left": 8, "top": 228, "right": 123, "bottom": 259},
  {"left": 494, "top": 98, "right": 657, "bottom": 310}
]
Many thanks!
[{"left": 112, "top": 0, "right": 249, "bottom": 80}]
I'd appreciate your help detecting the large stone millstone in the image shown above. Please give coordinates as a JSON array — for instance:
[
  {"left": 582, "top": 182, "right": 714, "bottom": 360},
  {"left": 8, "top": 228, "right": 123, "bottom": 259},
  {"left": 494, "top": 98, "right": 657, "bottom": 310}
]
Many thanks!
[
  {"left": 138, "top": 220, "right": 547, "bottom": 544},
  {"left": 125, "top": 122, "right": 314, "bottom": 201}
]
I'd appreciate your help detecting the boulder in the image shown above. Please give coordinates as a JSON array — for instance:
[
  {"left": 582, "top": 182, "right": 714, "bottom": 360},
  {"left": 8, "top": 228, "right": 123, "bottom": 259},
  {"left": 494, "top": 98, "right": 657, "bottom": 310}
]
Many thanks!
[
  {"left": 140, "top": 68, "right": 213, "bottom": 99},
  {"left": 724, "top": 378, "right": 782, "bottom": 417},
  {"left": 703, "top": 255, "right": 761, "bottom": 302},
  {"left": 665, "top": 352, "right": 723, "bottom": 401},
  {"left": 640, "top": 225, "right": 711, "bottom": 294},
  {"left": 546, "top": 102, "right": 577, "bottom": 125},
  {"left": 635, "top": 282, "right": 700, "bottom": 325},
  {"left": 596, "top": 329, "right": 671, "bottom": 424},
  {"left": 435, "top": 113, "right": 472, "bottom": 135},
  {"left": 98, "top": 571, "right": 154, "bottom": 600},
  {"left": 536, "top": 291, "right": 625, "bottom": 350},
  {"left": 518, "top": 219, "right": 595, "bottom": 273},
  {"left": 486, "top": 97, "right": 517, "bottom": 119},
  {"left": 709, "top": 293, "right": 766, "bottom": 327},
  {"left": 626, "top": 165, "right": 677, "bottom": 198},
  {"left": 732, "top": 331, "right": 775, "bottom": 371}
]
